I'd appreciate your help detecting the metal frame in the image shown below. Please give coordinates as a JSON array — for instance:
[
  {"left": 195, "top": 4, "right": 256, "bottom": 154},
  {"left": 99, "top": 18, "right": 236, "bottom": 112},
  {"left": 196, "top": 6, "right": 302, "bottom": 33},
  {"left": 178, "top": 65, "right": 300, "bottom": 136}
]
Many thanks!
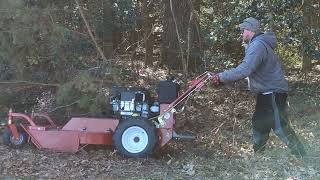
[{"left": 8, "top": 110, "right": 119, "bottom": 153}]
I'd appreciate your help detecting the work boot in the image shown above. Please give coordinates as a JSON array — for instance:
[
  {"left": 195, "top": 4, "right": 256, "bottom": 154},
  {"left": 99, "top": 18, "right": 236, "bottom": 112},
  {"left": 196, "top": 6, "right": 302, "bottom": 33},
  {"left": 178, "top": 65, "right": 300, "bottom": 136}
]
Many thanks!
[{"left": 252, "top": 129, "right": 269, "bottom": 154}]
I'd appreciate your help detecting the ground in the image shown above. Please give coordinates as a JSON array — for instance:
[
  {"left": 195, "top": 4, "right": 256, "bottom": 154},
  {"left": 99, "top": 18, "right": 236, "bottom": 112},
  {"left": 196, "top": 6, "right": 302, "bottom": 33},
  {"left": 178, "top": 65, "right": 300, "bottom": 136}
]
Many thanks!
[{"left": 0, "top": 69, "right": 319, "bottom": 179}]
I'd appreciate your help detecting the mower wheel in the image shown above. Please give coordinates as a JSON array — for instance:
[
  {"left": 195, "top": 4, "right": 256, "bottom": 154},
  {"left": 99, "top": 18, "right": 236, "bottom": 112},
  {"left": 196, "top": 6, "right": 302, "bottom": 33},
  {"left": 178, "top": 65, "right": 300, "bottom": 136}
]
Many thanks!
[
  {"left": 3, "top": 126, "right": 27, "bottom": 148},
  {"left": 113, "top": 118, "right": 157, "bottom": 157}
]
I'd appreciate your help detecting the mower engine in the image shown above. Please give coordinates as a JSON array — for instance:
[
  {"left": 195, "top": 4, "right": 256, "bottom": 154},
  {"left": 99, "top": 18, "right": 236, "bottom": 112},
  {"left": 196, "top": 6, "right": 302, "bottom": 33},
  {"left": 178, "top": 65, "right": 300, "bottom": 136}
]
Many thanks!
[
  {"left": 110, "top": 86, "right": 160, "bottom": 118},
  {"left": 110, "top": 78, "right": 180, "bottom": 119}
]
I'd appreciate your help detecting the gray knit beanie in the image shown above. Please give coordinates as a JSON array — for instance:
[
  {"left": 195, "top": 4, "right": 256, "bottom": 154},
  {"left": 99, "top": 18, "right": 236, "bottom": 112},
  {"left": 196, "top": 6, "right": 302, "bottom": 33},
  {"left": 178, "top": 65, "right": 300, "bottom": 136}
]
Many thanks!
[{"left": 239, "top": 17, "right": 261, "bottom": 33}]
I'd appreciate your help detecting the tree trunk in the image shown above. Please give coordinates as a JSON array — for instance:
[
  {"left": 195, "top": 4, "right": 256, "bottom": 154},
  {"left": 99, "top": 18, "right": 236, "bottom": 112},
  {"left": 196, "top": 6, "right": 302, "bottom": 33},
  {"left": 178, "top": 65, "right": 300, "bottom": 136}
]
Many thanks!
[
  {"left": 161, "top": 0, "right": 202, "bottom": 73},
  {"left": 102, "top": 0, "right": 113, "bottom": 59},
  {"left": 161, "top": 0, "right": 182, "bottom": 70},
  {"left": 301, "top": 0, "right": 319, "bottom": 72},
  {"left": 188, "top": 0, "right": 202, "bottom": 72},
  {"left": 142, "top": 0, "right": 155, "bottom": 66}
]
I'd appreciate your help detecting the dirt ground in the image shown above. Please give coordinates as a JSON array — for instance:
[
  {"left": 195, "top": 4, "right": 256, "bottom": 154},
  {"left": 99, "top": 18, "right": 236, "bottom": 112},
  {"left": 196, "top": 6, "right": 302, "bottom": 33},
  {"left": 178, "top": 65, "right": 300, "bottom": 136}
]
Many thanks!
[{"left": 0, "top": 70, "right": 319, "bottom": 179}]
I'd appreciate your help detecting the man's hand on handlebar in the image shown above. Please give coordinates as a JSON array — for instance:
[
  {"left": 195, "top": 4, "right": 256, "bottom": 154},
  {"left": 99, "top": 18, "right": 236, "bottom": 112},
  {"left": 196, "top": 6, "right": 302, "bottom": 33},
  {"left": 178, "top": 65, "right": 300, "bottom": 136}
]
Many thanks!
[{"left": 208, "top": 72, "right": 220, "bottom": 86}]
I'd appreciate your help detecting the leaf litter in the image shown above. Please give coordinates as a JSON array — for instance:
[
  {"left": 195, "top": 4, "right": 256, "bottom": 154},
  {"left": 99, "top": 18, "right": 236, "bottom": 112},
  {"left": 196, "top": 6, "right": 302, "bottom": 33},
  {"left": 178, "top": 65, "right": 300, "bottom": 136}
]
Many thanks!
[{"left": 0, "top": 68, "right": 319, "bottom": 179}]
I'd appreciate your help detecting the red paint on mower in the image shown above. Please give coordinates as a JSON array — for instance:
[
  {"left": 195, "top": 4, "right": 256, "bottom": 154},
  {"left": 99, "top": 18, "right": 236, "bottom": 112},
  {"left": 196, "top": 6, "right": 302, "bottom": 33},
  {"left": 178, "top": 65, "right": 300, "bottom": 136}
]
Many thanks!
[
  {"left": 5, "top": 72, "right": 211, "bottom": 156},
  {"left": 8, "top": 111, "right": 119, "bottom": 153}
]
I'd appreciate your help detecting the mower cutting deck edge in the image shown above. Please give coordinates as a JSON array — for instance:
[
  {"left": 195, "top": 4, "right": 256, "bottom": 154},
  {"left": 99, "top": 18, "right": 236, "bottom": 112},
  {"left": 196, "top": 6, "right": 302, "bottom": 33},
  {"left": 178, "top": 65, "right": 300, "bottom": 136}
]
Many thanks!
[{"left": 3, "top": 72, "right": 211, "bottom": 157}]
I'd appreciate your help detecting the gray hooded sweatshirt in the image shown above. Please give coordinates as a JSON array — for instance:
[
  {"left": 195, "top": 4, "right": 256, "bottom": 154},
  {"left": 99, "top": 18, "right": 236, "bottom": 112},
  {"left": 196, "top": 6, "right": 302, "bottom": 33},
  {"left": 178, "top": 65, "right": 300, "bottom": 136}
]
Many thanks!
[{"left": 218, "top": 32, "right": 288, "bottom": 93}]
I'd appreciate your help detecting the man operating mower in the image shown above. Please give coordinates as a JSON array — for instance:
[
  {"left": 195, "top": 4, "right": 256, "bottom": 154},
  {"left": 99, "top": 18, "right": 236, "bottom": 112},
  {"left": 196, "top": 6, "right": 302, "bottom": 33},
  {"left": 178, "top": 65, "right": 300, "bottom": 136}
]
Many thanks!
[{"left": 210, "top": 17, "right": 306, "bottom": 157}]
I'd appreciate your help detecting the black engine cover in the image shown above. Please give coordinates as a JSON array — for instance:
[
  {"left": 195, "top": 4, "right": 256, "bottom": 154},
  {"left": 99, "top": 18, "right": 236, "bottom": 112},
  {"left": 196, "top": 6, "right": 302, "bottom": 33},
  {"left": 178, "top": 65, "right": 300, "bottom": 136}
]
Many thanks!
[{"left": 157, "top": 81, "right": 180, "bottom": 103}]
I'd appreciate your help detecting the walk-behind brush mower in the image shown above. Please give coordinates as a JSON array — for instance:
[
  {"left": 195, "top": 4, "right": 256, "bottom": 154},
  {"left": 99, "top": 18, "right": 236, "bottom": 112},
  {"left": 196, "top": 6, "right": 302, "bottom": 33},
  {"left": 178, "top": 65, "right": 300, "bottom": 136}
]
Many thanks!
[{"left": 3, "top": 72, "right": 212, "bottom": 157}]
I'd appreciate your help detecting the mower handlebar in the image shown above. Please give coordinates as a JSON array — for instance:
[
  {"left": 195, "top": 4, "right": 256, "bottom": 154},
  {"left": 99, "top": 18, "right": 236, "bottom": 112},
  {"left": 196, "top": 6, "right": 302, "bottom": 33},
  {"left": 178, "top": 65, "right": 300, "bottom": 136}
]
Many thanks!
[{"left": 162, "top": 71, "right": 212, "bottom": 114}]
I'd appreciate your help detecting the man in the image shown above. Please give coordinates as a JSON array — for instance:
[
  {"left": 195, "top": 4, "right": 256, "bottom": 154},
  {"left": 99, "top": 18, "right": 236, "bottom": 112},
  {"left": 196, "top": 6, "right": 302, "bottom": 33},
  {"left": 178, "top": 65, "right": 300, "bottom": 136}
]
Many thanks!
[{"left": 211, "top": 17, "right": 306, "bottom": 157}]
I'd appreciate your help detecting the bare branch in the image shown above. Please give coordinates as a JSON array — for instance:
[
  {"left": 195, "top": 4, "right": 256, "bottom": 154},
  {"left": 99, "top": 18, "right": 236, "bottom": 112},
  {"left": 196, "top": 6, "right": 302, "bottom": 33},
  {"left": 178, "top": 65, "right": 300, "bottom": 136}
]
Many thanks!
[
  {"left": 125, "top": 24, "right": 156, "bottom": 52},
  {"left": 0, "top": 81, "right": 60, "bottom": 87},
  {"left": 48, "top": 100, "right": 80, "bottom": 113},
  {"left": 48, "top": 97, "right": 96, "bottom": 113},
  {"left": 187, "top": 9, "right": 193, "bottom": 72},
  {"left": 74, "top": 0, "right": 109, "bottom": 63}
]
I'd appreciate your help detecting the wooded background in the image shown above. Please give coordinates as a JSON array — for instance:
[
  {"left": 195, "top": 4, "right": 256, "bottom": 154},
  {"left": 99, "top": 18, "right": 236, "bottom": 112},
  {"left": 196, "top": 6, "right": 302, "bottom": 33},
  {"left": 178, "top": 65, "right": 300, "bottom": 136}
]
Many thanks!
[{"left": 0, "top": 0, "right": 319, "bottom": 118}]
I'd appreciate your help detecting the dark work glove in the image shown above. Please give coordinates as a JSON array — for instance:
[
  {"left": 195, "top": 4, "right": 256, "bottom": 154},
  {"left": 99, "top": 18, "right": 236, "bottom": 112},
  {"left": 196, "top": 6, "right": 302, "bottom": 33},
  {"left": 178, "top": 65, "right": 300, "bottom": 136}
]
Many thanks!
[{"left": 209, "top": 73, "right": 220, "bottom": 86}]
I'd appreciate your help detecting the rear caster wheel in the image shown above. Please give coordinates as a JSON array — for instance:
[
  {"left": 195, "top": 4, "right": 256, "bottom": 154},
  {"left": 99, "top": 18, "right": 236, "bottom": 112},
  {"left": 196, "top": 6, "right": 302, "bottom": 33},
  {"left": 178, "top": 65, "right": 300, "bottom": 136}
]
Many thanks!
[
  {"left": 3, "top": 126, "right": 27, "bottom": 148},
  {"left": 113, "top": 118, "right": 157, "bottom": 157}
]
